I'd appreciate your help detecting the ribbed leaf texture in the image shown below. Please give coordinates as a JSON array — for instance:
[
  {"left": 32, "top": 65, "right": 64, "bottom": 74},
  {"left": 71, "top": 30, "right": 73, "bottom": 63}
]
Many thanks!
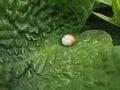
[{"left": 1, "top": 0, "right": 120, "bottom": 90}]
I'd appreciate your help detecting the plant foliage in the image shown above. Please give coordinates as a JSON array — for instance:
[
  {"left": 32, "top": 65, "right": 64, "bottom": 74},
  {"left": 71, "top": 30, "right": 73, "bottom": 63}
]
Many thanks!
[{"left": 0, "top": 0, "right": 120, "bottom": 90}]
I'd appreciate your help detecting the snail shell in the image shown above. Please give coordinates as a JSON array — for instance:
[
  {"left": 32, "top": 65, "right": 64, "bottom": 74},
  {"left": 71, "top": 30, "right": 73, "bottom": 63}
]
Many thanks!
[{"left": 61, "top": 34, "right": 75, "bottom": 46}]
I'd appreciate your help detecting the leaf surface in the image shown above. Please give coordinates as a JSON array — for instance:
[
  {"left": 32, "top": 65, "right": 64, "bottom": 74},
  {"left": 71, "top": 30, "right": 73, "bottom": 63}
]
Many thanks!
[
  {"left": 95, "top": 0, "right": 112, "bottom": 6},
  {"left": 1, "top": 0, "right": 120, "bottom": 90}
]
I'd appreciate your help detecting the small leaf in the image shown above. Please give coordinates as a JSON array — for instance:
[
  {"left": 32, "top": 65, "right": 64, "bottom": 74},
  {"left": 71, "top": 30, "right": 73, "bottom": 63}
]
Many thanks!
[
  {"left": 92, "top": 11, "right": 120, "bottom": 27},
  {"left": 96, "top": 0, "right": 112, "bottom": 6},
  {"left": 112, "top": 0, "right": 120, "bottom": 25}
]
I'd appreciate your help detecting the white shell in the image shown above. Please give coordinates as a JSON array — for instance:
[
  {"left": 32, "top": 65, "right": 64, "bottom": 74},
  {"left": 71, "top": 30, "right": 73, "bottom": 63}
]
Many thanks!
[{"left": 61, "top": 34, "right": 75, "bottom": 46}]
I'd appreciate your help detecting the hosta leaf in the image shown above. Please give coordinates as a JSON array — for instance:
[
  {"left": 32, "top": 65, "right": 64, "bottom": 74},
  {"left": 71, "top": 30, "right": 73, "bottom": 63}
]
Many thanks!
[
  {"left": 1, "top": 0, "right": 120, "bottom": 90},
  {"left": 0, "top": 0, "right": 95, "bottom": 83},
  {"left": 1, "top": 30, "right": 120, "bottom": 90}
]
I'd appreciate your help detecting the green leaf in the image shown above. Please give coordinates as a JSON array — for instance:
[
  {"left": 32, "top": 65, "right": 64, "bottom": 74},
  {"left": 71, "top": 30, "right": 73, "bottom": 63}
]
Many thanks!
[
  {"left": 0, "top": 0, "right": 95, "bottom": 90},
  {"left": 95, "top": 0, "right": 112, "bottom": 6},
  {"left": 112, "top": 0, "right": 120, "bottom": 25},
  {"left": 2, "top": 30, "right": 120, "bottom": 90},
  {"left": 1, "top": 0, "right": 120, "bottom": 90},
  {"left": 93, "top": 0, "right": 120, "bottom": 27},
  {"left": 92, "top": 11, "right": 120, "bottom": 27}
]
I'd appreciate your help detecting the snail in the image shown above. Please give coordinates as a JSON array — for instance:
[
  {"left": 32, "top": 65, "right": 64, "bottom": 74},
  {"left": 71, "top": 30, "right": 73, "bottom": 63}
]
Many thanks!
[{"left": 61, "top": 34, "right": 75, "bottom": 46}]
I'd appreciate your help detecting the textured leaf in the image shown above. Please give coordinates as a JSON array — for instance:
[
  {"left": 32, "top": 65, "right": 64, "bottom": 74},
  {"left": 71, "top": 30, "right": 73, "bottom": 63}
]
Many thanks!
[
  {"left": 0, "top": 0, "right": 95, "bottom": 58},
  {"left": 2, "top": 30, "right": 120, "bottom": 90},
  {"left": 1, "top": 0, "right": 120, "bottom": 90}
]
